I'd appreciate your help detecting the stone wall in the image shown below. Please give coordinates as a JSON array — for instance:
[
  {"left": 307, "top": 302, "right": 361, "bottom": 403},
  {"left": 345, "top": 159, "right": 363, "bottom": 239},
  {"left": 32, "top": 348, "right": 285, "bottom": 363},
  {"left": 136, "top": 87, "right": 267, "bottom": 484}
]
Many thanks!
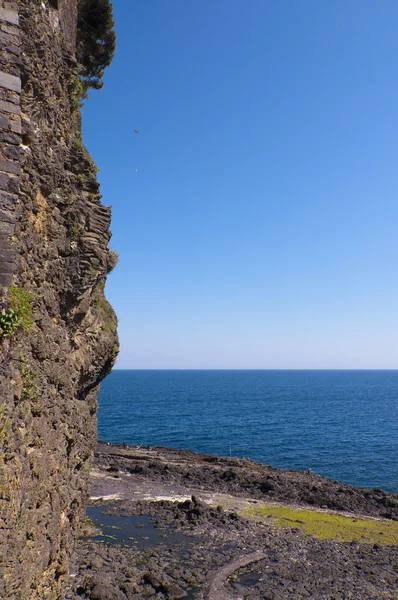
[
  {"left": 0, "top": 4, "right": 20, "bottom": 295},
  {"left": 0, "top": 1, "right": 118, "bottom": 597},
  {"left": 59, "top": 0, "right": 78, "bottom": 51}
]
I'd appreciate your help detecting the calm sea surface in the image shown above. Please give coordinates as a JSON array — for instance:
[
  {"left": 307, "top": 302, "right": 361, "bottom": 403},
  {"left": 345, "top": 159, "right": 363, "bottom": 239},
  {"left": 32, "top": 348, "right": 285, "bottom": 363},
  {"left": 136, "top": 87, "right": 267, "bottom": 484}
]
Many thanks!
[{"left": 98, "top": 370, "right": 398, "bottom": 492}]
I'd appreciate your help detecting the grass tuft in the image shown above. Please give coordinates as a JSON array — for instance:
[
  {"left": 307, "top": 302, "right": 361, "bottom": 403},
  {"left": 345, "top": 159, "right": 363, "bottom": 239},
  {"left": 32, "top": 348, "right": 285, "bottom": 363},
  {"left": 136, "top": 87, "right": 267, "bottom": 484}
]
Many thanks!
[{"left": 8, "top": 287, "right": 34, "bottom": 334}]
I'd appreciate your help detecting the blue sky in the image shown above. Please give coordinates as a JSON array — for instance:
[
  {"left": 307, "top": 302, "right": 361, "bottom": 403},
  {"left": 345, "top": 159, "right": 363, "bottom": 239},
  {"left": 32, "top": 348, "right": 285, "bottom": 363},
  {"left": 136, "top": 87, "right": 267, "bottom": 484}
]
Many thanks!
[{"left": 82, "top": 0, "right": 398, "bottom": 369}]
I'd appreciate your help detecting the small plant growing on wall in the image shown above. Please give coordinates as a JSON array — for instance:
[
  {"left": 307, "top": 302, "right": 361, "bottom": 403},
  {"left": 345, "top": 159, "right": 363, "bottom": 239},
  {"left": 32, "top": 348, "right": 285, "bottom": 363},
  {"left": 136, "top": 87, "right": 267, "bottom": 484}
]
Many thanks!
[
  {"left": 8, "top": 287, "right": 34, "bottom": 335},
  {"left": 68, "top": 76, "right": 83, "bottom": 112},
  {"left": 0, "top": 309, "right": 20, "bottom": 340},
  {"left": 76, "top": 174, "right": 87, "bottom": 187},
  {"left": 74, "top": 131, "right": 84, "bottom": 151},
  {"left": 107, "top": 249, "right": 119, "bottom": 273},
  {"left": 69, "top": 223, "right": 83, "bottom": 242},
  {"left": 18, "top": 361, "right": 41, "bottom": 404},
  {"left": 0, "top": 287, "right": 34, "bottom": 341}
]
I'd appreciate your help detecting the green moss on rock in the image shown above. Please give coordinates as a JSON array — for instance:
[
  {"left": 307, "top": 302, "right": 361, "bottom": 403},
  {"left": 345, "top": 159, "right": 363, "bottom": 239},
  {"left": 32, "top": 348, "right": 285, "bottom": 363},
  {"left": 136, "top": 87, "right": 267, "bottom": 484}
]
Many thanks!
[{"left": 243, "top": 503, "right": 398, "bottom": 545}]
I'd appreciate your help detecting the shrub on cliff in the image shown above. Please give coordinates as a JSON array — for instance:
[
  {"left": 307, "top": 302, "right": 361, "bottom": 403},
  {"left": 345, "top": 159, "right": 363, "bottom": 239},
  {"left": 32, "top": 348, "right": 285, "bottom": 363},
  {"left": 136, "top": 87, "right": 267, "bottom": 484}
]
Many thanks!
[
  {"left": 77, "top": 0, "right": 116, "bottom": 92},
  {"left": 107, "top": 249, "right": 119, "bottom": 273}
]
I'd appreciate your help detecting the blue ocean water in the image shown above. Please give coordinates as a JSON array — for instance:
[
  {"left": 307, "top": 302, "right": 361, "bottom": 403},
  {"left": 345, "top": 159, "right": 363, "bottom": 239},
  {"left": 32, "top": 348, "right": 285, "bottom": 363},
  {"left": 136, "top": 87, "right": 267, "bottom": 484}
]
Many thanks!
[{"left": 97, "top": 370, "right": 398, "bottom": 493}]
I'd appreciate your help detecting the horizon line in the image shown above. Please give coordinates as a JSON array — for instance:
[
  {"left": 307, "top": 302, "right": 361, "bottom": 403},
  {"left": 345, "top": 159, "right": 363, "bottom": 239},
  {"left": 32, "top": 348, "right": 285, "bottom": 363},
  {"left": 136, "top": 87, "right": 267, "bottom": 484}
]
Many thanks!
[{"left": 111, "top": 367, "right": 398, "bottom": 371}]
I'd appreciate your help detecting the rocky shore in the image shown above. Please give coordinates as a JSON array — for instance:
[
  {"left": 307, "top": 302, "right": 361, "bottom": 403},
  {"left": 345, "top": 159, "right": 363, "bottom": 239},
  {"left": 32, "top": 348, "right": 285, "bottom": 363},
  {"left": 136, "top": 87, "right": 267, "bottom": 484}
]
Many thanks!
[{"left": 66, "top": 442, "right": 398, "bottom": 599}]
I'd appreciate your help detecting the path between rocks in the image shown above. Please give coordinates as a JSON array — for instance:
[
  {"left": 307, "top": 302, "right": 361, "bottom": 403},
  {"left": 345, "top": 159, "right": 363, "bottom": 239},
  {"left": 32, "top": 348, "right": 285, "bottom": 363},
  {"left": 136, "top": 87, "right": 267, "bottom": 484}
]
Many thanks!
[{"left": 206, "top": 550, "right": 267, "bottom": 600}]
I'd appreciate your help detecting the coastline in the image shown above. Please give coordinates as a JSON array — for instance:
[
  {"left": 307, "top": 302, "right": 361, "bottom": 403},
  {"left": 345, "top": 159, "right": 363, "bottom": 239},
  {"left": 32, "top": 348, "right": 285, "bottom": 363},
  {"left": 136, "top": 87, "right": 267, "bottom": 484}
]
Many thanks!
[
  {"left": 98, "top": 369, "right": 398, "bottom": 494},
  {"left": 67, "top": 441, "right": 398, "bottom": 599}
]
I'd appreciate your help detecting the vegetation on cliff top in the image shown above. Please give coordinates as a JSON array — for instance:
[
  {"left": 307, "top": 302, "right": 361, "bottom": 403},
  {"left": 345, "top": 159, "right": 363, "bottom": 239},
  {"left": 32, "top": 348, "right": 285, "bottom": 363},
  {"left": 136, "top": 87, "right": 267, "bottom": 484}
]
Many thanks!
[{"left": 77, "top": 0, "right": 116, "bottom": 93}]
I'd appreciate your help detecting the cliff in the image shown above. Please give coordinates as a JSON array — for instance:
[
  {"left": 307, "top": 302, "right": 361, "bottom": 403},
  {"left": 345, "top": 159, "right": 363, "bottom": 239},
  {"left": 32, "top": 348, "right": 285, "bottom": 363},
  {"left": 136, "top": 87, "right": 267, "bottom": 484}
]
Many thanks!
[{"left": 0, "top": 1, "right": 118, "bottom": 597}]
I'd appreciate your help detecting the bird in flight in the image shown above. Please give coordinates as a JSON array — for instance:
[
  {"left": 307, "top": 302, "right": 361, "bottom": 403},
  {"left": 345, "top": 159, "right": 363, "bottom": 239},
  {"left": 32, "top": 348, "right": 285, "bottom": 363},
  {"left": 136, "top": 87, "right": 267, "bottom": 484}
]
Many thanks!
[
  {"left": 134, "top": 129, "right": 140, "bottom": 134},
  {"left": 133, "top": 168, "right": 138, "bottom": 172}
]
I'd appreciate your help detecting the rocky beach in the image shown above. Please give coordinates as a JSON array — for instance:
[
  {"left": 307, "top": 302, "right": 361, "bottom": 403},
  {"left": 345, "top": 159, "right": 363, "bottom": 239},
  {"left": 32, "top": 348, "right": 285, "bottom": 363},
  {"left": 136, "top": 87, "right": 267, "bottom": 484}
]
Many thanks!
[{"left": 68, "top": 442, "right": 398, "bottom": 599}]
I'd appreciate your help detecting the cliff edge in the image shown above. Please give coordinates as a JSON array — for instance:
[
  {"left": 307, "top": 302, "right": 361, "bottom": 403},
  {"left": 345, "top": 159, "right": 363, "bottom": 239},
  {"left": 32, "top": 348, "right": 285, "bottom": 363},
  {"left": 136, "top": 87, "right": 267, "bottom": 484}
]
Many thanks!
[{"left": 0, "top": 1, "right": 118, "bottom": 597}]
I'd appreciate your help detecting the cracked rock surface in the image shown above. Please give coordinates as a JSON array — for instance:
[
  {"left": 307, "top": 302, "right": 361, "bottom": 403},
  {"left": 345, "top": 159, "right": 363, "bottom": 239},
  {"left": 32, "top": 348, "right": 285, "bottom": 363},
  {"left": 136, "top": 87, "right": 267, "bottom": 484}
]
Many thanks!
[{"left": 0, "top": 2, "right": 118, "bottom": 598}]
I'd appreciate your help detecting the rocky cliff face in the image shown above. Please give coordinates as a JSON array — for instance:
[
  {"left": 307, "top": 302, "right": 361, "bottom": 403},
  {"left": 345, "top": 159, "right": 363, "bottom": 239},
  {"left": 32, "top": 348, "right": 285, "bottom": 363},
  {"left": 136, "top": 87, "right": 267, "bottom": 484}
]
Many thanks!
[{"left": 0, "top": 1, "right": 118, "bottom": 597}]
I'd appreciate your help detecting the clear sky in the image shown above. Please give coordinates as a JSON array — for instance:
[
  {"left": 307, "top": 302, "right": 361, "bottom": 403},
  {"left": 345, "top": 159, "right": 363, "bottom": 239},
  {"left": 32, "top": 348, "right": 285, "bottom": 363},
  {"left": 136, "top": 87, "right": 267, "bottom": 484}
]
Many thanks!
[{"left": 82, "top": 0, "right": 398, "bottom": 369}]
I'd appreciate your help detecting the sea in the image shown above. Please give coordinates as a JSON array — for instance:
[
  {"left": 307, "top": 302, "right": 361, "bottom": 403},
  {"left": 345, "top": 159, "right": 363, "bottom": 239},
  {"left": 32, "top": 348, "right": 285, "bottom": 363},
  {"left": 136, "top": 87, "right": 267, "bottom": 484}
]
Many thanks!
[{"left": 97, "top": 370, "right": 398, "bottom": 493}]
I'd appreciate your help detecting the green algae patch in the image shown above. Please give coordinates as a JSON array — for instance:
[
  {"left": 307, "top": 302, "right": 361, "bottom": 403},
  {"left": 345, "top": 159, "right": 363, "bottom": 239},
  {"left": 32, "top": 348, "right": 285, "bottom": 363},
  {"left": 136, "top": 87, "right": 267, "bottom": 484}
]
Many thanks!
[{"left": 243, "top": 504, "right": 398, "bottom": 546}]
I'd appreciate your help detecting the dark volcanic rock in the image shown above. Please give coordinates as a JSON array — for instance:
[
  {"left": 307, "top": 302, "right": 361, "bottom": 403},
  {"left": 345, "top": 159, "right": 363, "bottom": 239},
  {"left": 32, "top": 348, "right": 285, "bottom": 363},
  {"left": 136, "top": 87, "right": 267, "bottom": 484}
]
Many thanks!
[
  {"left": 66, "top": 444, "right": 398, "bottom": 599},
  {"left": 69, "top": 494, "right": 398, "bottom": 600},
  {"left": 95, "top": 442, "right": 398, "bottom": 521},
  {"left": 0, "top": 1, "right": 118, "bottom": 598}
]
